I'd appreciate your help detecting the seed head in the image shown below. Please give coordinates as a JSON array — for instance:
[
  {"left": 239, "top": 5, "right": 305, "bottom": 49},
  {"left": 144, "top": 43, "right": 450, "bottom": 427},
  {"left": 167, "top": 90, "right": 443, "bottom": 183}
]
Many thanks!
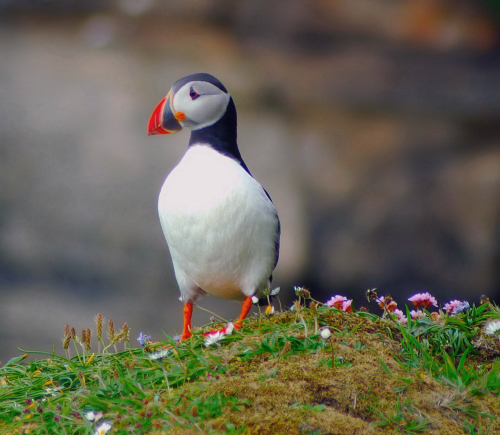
[
  {"left": 111, "top": 332, "right": 124, "bottom": 345},
  {"left": 95, "top": 314, "right": 103, "bottom": 342},
  {"left": 63, "top": 325, "right": 71, "bottom": 350},
  {"left": 108, "top": 320, "right": 115, "bottom": 342},
  {"left": 310, "top": 302, "right": 318, "bottom": 314},
  {"left": 85, "top": 328, "right": 91, "bottom": 351},
  {"left": 294, "top": 286, "right": 310, "bottom": 298},
  {"left": 121, "top": 323, "right": 130, "bottom": 342}
]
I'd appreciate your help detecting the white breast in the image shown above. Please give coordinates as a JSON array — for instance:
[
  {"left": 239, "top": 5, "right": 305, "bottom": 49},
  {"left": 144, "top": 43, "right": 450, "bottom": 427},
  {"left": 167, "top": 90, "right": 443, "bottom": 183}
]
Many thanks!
[{"left": 158, "top": 145, "right": 278, "bottom": 302}]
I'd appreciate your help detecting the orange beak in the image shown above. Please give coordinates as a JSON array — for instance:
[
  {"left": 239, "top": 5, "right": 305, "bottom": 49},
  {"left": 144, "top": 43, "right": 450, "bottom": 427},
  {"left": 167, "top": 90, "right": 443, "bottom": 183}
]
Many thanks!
[{"left": 147, "top": 91, "right": 183, "bottom": 136}]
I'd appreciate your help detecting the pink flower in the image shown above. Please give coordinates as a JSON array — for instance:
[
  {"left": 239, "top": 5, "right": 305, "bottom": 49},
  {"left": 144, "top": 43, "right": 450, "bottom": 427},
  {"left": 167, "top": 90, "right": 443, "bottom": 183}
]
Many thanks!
[
  {"left": 326, "top": 295, "right": 353, "bottom": 313},
  {"left": 326, "top": 295, "right": 347, "bottom": 310},
  {"left": 443, "top": 300, "right": 460, "bottom": 314},
  {"left": 443, "top": 300, "right": 469, "bottom": 315},
  {"left": 410, "top": 310, "right": 426, "bottom": 320},
  {"left": 342, "top": 299, "right": 353, "bottom": 313},
  {"left": 408, "top": 292, "right": 437, "bottom": 309},
  {"left": 393, "top": 309, "right": 407, "bottom": 324}
]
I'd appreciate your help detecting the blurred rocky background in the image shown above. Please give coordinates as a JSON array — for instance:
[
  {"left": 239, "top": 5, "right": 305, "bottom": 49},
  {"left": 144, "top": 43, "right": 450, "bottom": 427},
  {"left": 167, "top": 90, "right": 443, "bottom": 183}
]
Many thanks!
[{"left": 1, "top": 0, "right": 500, "bottom": 362}]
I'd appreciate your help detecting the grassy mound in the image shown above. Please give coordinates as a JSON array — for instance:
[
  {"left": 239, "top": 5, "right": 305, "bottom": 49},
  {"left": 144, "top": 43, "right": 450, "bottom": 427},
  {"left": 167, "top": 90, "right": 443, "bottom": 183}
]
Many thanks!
[{"left": 1, "top": 293, "right": 500, "bottom": 434}]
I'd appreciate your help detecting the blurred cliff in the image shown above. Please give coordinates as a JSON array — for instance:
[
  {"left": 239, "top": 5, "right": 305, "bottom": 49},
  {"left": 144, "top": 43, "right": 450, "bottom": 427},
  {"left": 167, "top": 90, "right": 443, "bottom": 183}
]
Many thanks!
[{"left": 1, "top": 0, "right": 499, "bottom": 362}]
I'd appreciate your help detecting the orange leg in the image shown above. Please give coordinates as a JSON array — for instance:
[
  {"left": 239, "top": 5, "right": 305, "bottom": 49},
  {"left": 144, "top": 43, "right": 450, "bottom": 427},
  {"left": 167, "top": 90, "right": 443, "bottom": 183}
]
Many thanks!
[
  {"left": 234, "top": 296, "right": 253, "bottom": 331},
  {"left": 181, "top": 302, "right": 193, "bottom": 340}
]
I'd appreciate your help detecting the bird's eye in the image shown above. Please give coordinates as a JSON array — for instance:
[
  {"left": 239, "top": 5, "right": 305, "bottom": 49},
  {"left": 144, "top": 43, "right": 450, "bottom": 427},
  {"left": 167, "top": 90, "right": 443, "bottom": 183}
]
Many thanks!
[{"left": 189, "top": 87, "right": 200, "bottom": 100}]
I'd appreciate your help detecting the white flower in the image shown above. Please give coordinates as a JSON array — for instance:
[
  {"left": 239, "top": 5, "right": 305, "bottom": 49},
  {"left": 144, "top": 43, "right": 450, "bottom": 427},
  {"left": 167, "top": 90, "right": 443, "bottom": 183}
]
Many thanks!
[
  {"left": 84, "top": 411, "right": 103, "bottom": 422},
  {"left": 148, "top": 347, "right": 172, "bottom": 360},
  {"left": 484, "top": 320, "right": 500, "bottom": 336},
  {"left": 270, "top": 287, "right": 281, "bottom": 296},
  {"left": 251, "top": 295, "right": 259, "bottom": 304},
  {"left": 204, "top": 331, "right": 225, "bottom": 347},
  {"left": 320, "top": 327, "right": 331, "bottom": 340},
  {"left": 94, "top": 421, "right": 112, "bottom": 435}
]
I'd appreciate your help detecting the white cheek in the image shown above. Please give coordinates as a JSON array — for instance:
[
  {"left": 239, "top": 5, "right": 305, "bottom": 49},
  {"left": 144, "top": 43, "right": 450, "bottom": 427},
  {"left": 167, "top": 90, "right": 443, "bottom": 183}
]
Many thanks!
[
  {"left": 190, "top": 94, "right": 229, "bottom": 125},
  {"left": 174, "top": 92, "right": 230, "bottom": 130}
]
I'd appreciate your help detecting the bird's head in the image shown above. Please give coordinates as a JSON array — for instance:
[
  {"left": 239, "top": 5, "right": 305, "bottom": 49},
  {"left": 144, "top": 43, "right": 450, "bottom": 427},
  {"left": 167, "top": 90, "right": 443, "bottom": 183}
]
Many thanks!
[{"left": 147, "top": 73, "right": 231, "bottom": 136}]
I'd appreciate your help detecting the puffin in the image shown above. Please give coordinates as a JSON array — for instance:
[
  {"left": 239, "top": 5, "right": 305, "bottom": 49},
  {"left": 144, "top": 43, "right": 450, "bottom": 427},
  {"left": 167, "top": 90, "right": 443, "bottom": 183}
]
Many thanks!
[{"left": 147, "top": 73, "right": 280, "bottom": 340}]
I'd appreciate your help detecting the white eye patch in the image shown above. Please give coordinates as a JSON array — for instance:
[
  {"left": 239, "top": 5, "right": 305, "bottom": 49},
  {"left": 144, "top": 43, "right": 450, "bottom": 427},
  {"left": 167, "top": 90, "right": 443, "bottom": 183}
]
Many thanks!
[{"left": 172, "top": 81, "right": 231, "bottom": 130}]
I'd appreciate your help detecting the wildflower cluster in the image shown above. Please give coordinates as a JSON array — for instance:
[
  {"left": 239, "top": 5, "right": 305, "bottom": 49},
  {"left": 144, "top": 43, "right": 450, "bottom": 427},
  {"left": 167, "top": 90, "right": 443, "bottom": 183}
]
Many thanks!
[
  {"left": 443, "top": 300, "right": 470, "bottom": 315},
  {"left": 407, "top": 292, "right": 467, "bottom": 322},
  {"left": 365, "top": 290, "right": 479, "bottom": 326},
  {"left": 84, "top": 411, "right": 112, "bottom": 435}
]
